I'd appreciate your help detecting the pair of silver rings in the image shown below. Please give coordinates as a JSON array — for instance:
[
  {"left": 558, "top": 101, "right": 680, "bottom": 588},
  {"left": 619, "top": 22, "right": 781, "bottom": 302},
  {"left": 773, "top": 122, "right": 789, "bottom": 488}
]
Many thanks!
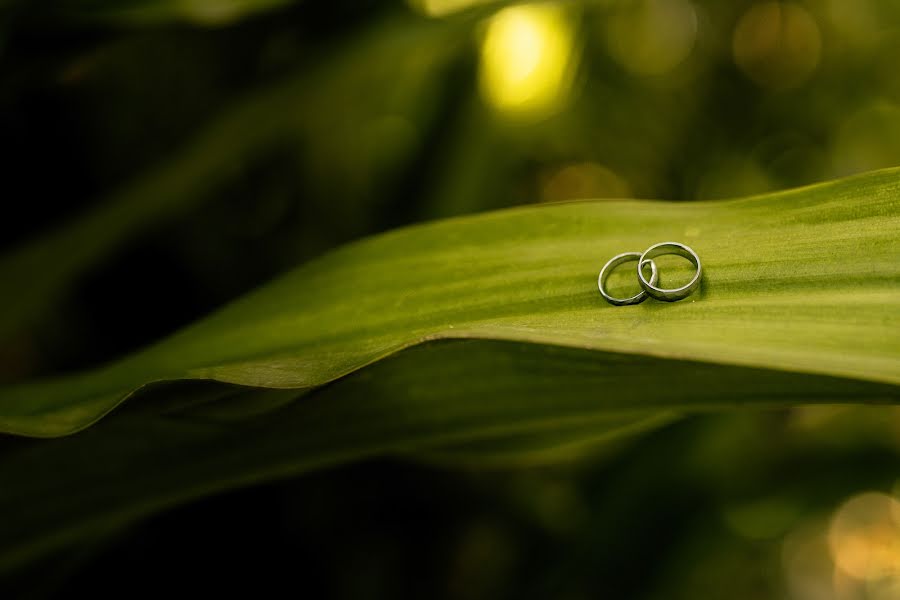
[{"left": 598, "top": 241, "right": 702, "bottom": 305}]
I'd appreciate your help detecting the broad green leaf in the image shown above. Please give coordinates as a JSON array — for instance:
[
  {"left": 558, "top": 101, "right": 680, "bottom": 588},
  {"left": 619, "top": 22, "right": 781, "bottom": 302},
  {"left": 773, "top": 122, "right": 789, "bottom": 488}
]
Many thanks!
[
  {"left": 1, "top": 168, "right": 899, "bottom": 437},
  {"left": 1, "top": 340, "right": 896, "bottom": 572}
]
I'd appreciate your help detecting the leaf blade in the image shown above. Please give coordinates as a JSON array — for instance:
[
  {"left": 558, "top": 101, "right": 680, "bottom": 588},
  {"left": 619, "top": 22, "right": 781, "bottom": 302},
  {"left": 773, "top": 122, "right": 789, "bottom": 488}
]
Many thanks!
[
  {"left": 1, "top": 168, "right": 900, "bottom": 436},
  {"left": 1, "top": 339, "right": 898, "bottom": 572}
]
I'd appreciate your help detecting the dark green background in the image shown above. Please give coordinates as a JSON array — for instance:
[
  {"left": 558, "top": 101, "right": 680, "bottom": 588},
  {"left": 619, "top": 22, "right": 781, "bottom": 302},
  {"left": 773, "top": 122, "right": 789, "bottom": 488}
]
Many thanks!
[{"left": 1, "top": 1, "right": 898, "bottom": 597}]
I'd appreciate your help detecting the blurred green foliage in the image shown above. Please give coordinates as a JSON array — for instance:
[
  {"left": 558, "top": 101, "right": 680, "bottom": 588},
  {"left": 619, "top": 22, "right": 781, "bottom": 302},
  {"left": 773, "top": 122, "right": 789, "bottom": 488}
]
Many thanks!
[
  {"left": 3, "top": 0, "right": 900, "bottom": 373},
  {"left": 0, "top": 0, "right": 899, "bottom": 598}
]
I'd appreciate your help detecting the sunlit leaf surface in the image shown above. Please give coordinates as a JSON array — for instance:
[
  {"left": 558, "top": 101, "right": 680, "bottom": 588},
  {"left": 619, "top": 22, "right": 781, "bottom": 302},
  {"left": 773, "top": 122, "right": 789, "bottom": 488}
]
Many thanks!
[
  {"left": 0, "top": 168, "right": 898, "bottom": 574},
  {"left": 2, "top": 168, "right": 898, "bottom": 438}
]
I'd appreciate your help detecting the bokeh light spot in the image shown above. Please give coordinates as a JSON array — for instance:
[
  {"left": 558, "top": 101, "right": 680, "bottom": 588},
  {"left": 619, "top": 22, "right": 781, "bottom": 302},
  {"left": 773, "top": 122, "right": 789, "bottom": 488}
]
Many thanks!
[
  {"left": 606, "top": 0, "right": 698, "bottom": 76},
  {"left": 479, "top": 4, "right": 579, "bottom": 120},
  {"left": 733, "top": 2, "right": 822, "bottom": 90},
  {"left": 828, "top": 492, "right": 900, "bottom": 584}
]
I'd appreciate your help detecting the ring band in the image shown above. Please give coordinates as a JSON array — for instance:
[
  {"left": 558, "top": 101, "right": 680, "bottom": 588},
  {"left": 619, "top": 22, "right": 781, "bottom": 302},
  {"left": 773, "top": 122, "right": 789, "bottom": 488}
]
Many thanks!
[
  {"left": 637, "top": 242, "right": 702, "bottom": 302},
  {"left": 598, "top": 252, "right": 659, "bottom": 306}
]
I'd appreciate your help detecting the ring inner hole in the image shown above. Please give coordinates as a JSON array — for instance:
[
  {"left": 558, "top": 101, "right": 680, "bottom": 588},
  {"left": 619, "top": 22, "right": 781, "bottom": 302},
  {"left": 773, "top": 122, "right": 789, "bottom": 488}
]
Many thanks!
[
  {"left": 648, "top": 254, "right": 696, "bottom": 288},
  {"left": 606, "top": 261, "right": 645, "bottom": 298}
]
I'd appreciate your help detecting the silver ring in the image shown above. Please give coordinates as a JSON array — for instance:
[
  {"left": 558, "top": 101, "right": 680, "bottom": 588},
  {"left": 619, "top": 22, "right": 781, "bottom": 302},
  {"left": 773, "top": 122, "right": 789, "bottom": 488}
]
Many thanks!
[
  {"left": 598, "top": 252, "right": 659, "bottom": 306},
  {"left": 637, "top": 242, "right": 701, "bottom": 302}
]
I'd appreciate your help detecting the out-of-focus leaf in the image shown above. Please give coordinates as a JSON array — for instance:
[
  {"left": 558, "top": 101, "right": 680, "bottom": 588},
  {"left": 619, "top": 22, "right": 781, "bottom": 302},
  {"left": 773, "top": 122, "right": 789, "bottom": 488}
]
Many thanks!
[
  {"left": 0, "top": 15, "right": 460, "bottom": 342},
  {"left": 1, "top": 168, "right": 898, "bottom": 437},
  {"left": 31, "top": 0, "right": 508, "bottom": 26},
  {"left": 37, "top": 0, "right": 297, "bottom": 27},
  {"left": 1, "top": 340, "right": 896, "bottom": 572}
]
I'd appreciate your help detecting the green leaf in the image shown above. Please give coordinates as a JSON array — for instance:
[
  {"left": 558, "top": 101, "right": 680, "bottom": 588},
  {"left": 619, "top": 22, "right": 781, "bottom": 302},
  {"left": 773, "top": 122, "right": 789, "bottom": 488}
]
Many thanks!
[
  {"left": 1, "top": 169, "right": 899, "bottom": 570},
  {"left": 2, "top": 168, "right": 899, "bottom": 438},
  {"left": 1, "top": 340, "right": 896, "bottom": 572}
]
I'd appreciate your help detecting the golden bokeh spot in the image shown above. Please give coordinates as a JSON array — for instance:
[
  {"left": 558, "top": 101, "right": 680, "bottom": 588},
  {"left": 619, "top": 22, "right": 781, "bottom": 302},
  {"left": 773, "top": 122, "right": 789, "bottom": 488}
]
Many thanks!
[
  {"left": 540, "top": 162, "right": 631, "bottom": 202},
  {"left": 828, "top": 492, "right": 900, "bottom": 583},
  {"left": 733, "top": 2, "right": 821, "bottom": 90},
  {"left": 606, "top": 0, "right": 698, "bottom": 76},
  {"left": 479, "top": 4, "right": 579, "bottom": 120}
]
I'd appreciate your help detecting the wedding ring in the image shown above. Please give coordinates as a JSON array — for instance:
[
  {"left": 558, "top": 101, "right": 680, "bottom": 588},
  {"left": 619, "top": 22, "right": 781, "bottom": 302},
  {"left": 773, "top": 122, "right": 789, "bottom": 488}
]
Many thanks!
[
  {"left": 637, "top": 242, "right": 701, "bottom": 302},
  {"left": 598, "top": 252, "right": 659, "bottom": 306}
]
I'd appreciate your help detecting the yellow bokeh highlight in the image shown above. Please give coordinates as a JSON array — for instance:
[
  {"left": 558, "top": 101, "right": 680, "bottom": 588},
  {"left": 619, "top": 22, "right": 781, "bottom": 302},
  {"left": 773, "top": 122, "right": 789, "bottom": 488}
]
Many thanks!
[
  {"left": 828, "top": 492, "right": 900, "bottom": 584},
  {"left": 479, "top": 4, "right": 579, "bottom": 120}
]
